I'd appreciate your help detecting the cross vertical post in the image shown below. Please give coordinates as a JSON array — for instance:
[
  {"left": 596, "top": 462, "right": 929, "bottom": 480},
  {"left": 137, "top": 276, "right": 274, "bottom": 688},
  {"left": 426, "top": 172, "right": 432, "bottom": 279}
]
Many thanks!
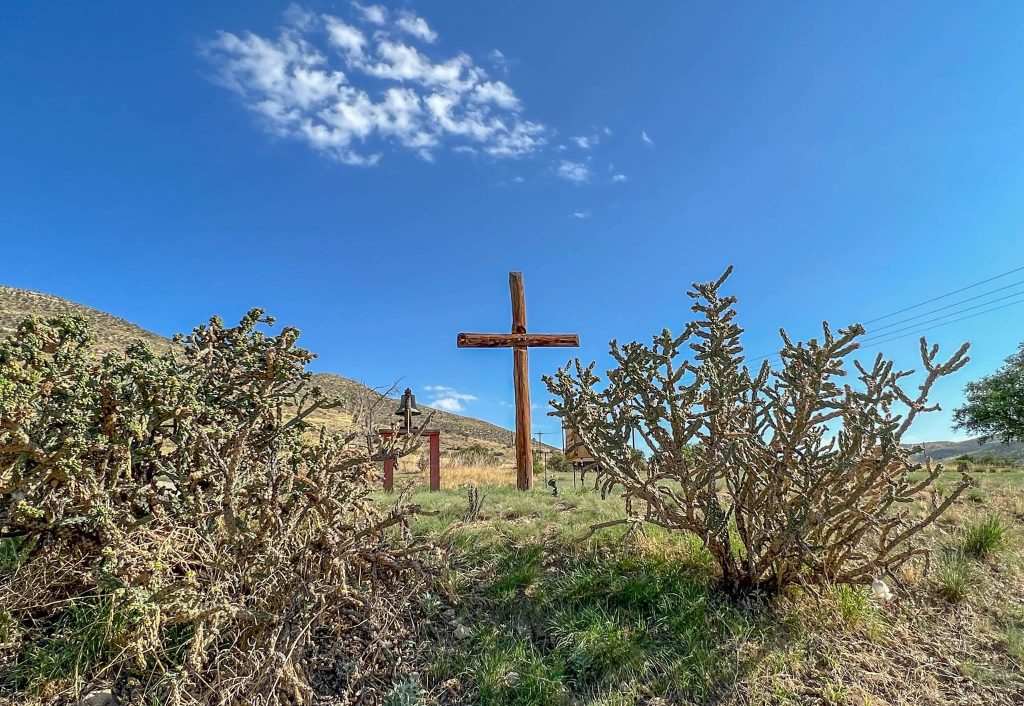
[
  {"left": 457, "top": 272, "right": 579, "bottom": 491},
  {"left": 510, "top": 272, "right": 533, "bottom": 489}
]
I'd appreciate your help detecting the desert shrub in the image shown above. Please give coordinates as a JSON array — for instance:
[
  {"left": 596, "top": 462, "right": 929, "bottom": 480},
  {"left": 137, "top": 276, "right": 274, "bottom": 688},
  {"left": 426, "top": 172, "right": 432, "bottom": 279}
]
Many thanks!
[
  {"left": 0, "top": 311, "right": 430, "bottom": 705},
  {"left": 959, "top": 515, "right": 1008, "bottom": 559},
  {"left": 443, "top": 443, "right": 504, "bottom": 468},
  {"left": 545, "top": 267, "right": 973, "bottom": 595},
  {"left": 547, "top": 452, "right": 572, "bottom": 475}
]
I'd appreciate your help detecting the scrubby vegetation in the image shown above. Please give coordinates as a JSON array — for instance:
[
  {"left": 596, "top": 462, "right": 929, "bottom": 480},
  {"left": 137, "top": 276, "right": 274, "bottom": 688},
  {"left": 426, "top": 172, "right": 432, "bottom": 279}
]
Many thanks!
[
  {"left": 394, "top": 470, "right": 1024, "bottom": 705},
  {"left": 0, "top": 311, "right": 431, "bottom": 705},
  {"left": 546, "top": 268, "right": 973, "bottom": 594},
  {"left": 4, "top": 274, "right": 1024, "bottom": 705}
]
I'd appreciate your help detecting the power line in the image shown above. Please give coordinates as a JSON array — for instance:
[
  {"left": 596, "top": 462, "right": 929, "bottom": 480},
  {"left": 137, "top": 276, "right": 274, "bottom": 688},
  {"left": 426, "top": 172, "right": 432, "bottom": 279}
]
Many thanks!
[
  {"left": 862, "top": 264, "right": 1024, "bottom": 324},
  {"left": 857, "top": 298, "right": 1024, "bottom": 351},
  {"left": 748, "top": 265, "right": 1024, "bottom": 363},
  {"left": 863, "top": 279, "right": 1024, "bottom": 335},
  {"left": 858, "top": 291, "right": 1024, "bottom": 344}
]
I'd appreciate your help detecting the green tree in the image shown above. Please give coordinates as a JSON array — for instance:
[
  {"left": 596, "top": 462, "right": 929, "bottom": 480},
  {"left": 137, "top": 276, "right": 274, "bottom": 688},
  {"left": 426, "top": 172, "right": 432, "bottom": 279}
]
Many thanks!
[{"left": 954, "top": 342, "right": 1024, "bottom": 444}]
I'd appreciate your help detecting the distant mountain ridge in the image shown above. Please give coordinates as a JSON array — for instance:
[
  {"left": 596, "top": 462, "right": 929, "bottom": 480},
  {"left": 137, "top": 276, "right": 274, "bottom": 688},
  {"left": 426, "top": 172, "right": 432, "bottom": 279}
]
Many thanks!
[
  {"left": 0, "top": 285, "right": 523, "bottom": 455},
  {"left": 910, "top": 438, "right": 1024, "bottom": 463}
]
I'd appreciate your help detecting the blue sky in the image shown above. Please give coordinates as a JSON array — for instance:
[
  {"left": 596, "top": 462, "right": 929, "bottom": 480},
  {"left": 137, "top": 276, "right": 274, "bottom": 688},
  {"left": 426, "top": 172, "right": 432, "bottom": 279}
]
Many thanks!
[{"left": 2, "top": 2, "right": 1023, "bottom": 444}]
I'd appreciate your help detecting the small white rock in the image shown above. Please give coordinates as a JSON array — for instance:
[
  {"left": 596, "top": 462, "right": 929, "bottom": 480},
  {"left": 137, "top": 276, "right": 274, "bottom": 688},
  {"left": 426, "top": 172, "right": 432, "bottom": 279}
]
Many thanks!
[
  {"left": 81, "top": 688, "right": 118, "bottom": 706},
  {"left": 453, "top": 623, "right": 473, "bottom": 640},
  {"left": 871, "top": 578, "right": 893, "bottom": 602}
]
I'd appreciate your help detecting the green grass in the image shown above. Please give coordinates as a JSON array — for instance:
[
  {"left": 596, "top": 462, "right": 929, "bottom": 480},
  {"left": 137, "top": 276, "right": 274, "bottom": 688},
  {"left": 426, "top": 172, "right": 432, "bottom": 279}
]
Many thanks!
[
  {"left": 932, "top": 550, "right": 975, "bottom": 602},
  {"left": 831, "top": 584, "right": 878, "bottom": 630},
  {"left": 3, "top": 593, "right": 136, "bottom": 695},
  {"left": 1004, "top": 623, "right": 1024, "bottom": 664},
  {"left": 432, "top": 541, "right": 771, "bottom": 705},
  {"left": 399, "top": 472, "right": 1024, "bottom": 703},
  {"left": 960, "top": 515, "right": 1010, "bottom": 560},
  {"left": 0, "top": 536, "right": 27, "bottom": 575},
  {"left": 468, "top": 627, "right": 573, "bottom": 704}
]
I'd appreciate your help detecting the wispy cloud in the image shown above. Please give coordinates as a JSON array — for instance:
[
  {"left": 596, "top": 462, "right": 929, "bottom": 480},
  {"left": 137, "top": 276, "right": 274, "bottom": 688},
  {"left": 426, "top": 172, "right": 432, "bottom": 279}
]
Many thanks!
[
  {"left": 424, "top": 385, "right": 477, "bottom": 412},
  {"left": 570, "top": 209, "right": 591, "bottom": 219},
  {"left": 352, "top": 2, "right": 387, "bottom": 25},
  {"left": 571, "top": 126, "right": 610, "bottom": 150},
  {"left": 202, "top": 5, "right": 546, "bottom": 165},
  {"left": 557, "top": 160, "right": 591, "bottom": 183},
  {"left": 395, "top": 10, "right": 437, "bottom": 43},
  {"left": 611, "top": 173, "right": 627, "bottom": 182},
  {"left": 641, "top": 130, "right": 654, "bottom": 146}
]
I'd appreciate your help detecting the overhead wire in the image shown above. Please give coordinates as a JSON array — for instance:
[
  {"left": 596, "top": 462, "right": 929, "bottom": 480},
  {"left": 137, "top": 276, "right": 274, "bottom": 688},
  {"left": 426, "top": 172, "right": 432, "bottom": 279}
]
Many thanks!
[{"left": 746, "top": 265, "right": 1024, "bottom": 363}]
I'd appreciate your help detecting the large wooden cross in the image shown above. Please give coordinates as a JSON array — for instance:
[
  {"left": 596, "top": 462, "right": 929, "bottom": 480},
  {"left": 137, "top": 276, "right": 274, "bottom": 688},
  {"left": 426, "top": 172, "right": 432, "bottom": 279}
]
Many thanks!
[{"left": 458, "top": 272, "right": 579, "bottom": 490}]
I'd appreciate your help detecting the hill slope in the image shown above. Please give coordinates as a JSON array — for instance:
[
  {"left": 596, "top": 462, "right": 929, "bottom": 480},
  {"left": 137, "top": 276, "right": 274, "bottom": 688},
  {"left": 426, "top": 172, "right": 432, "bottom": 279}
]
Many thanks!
[
  {"left": 913, "top": 438, "right": 1024, "bottom": 463},
  {"left": 0, "top": 286, "right": 171, "bottom": 354},
  {"left": 0, "top": 285, "right": 522, "bottom": 455}
]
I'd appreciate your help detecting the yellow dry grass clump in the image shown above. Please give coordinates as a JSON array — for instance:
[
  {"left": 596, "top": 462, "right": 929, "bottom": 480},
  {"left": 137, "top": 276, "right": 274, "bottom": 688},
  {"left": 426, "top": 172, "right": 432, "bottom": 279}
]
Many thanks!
[{"left": 439, "top": 464, "right": 517, "bottom": 489}]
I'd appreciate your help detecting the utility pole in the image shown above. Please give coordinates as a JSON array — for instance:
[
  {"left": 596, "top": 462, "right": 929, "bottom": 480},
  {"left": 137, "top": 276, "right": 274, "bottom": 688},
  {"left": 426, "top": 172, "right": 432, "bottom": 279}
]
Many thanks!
[{"left": 536, "top": 431, "right": 548, "bottom": 483}]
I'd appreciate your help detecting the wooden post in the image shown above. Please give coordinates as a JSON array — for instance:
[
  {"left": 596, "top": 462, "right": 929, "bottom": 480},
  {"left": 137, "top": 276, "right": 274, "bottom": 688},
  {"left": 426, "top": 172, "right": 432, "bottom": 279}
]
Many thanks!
[
  {"left": 378, "top": 425, "right": 441, "bottom": 492},
  {"left": 509, "top": 273, "right": 533, "bottom": 490},
  {"left": 428, "top": 432, "right": 441, "bottom": 492}
]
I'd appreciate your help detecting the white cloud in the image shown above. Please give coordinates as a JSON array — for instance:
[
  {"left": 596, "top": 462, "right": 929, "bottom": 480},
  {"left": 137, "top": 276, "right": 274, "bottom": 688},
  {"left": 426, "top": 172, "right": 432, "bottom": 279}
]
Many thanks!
[
  {"left": 570, "top": 209, "right": 591, "bottom": 219},
  {"left": 572, "top": 136, "right": 592, "bottom": 149},
  {"left": 611, "top": 173, "right": 627, "bottom": 182},
  {"left": 324, "top": 16, "right": 367, "bottom": 60},
  {"left": 352, "top": 2, "right": 387, "bottom": 25},
  {"left": 641, "top": 130, "right": 654, "bottom": 146},
  {"left": 203, "top": 6, "right": 546, "bottom": 165},
  {"left": 557, "top": 160, "right": 590, "bottom": 183},
  {"left": 424, "top": 385, "right": 477, "bottom": 413},
  {"left": 395, "top": 10, "right": 438, "bottom": 43}
]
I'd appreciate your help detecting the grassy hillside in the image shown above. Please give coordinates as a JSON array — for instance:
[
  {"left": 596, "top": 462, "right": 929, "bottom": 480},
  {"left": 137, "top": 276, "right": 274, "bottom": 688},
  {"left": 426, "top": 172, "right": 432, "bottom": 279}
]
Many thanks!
[
  {"left": 0, "top": 285, "right": 526, "bottom": 456},
  {"left": 0, "top": 286, "right": 171, "bottom": 354}
]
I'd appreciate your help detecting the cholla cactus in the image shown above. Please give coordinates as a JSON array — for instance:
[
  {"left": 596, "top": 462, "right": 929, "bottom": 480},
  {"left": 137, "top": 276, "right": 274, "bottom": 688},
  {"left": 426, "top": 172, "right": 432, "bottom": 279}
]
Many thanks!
[
  {"left": 0, "top": 310, "right": 430, "bottom": 704},
  {"left": 545, "top": 267, "right": 972, "bottom": 594}
]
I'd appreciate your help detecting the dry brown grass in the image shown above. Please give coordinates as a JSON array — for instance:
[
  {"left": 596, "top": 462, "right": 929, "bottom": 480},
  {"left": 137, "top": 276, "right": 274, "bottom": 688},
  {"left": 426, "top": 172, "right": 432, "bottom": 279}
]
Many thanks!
[
  {"left": 392, "top": 461, "right": 517, "bottom": 490},
  {"left": 438, "top": 464, "right": 517, "bottom": 489}
]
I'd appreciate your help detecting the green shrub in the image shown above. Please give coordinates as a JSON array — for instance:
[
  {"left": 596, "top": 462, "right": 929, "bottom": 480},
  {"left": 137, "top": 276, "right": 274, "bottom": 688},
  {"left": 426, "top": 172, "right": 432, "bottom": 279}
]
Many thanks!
[
  {"left": 446, "top": 443, "right": 505, "bottom": 467},
  {"left": 546, "top": 451, "right": 572, "bottom": 475}
]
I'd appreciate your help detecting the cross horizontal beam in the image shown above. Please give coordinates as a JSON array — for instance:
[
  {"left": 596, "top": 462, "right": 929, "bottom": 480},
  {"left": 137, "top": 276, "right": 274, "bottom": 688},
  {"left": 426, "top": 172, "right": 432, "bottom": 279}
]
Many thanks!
[{"left": 457, "top": 332, "right": 580, "bottom": 348}]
